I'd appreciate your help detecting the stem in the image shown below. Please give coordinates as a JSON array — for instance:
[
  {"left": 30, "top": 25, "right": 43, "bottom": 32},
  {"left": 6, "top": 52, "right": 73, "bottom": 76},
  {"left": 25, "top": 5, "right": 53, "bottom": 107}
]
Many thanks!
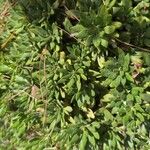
[{"left": 115, "top": 38, "right": 150, "bottom": 53}]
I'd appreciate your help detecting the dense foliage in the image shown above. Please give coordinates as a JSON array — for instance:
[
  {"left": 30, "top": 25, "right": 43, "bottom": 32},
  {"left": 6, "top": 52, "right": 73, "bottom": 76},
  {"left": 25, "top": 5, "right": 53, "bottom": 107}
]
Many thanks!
[{"left": 0, "top": 0, "right": 150, "bottom": 149}]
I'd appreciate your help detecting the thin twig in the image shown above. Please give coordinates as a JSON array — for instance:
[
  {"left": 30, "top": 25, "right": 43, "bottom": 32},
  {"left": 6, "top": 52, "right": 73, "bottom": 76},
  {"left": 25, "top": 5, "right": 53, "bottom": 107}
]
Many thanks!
[
  {"left": 58, "top": 25, "right": 150, "bottom": 53},
  {"left": 5, "top": 87, "right": 29, "bottom": 101},
  {"left": 57, "top": 25, "right": 86, "bottom": 46},
  {"left": 43, "top": 50, "right": 48, "bottom": 127},
  {"left": 1, "top": 32, "right": 16, "bottom": 49},
  {"left": 64, "top": 6, "right": 80, "bottom": 22},
  {"left": 115, "top": 38, "right": 150, "bottom": 53}
]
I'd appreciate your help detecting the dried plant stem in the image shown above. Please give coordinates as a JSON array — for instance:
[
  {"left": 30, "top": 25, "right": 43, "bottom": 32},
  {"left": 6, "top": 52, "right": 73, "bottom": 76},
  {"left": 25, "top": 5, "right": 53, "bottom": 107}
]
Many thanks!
[{"left": 115, "top": 38, "right": 150, "bottom": 53}]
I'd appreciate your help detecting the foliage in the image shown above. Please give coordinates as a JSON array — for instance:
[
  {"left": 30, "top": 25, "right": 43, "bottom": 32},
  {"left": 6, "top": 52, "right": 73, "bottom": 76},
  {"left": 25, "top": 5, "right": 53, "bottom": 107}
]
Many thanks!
[{"left": 0, "top": 0, "right": 150, "bottom": 149}]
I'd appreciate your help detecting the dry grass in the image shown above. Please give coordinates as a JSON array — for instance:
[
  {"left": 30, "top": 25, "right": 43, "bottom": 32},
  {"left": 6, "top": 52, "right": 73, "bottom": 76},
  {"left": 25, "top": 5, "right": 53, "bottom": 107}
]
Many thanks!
[{"left": 0, "top": 0, "right": 16, "bottom": 34}]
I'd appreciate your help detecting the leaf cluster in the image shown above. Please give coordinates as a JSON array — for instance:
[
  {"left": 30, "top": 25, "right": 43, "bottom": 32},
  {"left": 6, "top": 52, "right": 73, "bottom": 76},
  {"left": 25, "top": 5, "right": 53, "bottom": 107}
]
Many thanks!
[{"left": 0, "top": 0, "right": 150, "bottom": 149}]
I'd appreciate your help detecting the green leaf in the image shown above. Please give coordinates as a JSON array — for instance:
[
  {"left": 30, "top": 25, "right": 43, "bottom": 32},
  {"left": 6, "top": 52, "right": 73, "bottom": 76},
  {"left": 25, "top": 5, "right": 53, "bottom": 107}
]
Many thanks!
[
  {"left": 143, "top": 53, "right": 150, "bottom": 66},
  {"left": 104, "top": 26, "right": 115, "bottom": 34},
  {"left": 101, "top": 39, "right": 108, "bottom": 48},
  {"left": 77, "top": 68, "right": 84, "bottom": 74},
  {"left": 70, "top": 134, "right": 79, "bottom": 145},
  {"left": 60, "top": 88, "right": 65, "bottom": 98},
  {"left": 0, "top": 65, "right": 12, "bottom": 73},
  {"left": 110, "top": 76, "right": 121, "bottom": 88},
  {"left": 127, "top": 94, "right": 134, "bottom": 101},
  {"left": 58, "top": 74, "right": 72, "bottom": 84},
  {"left": 112, "top": 22, "right": 122, "bottom": 29},
  {"left": 87, "top": 126, "right": 99, "bottom": 139},
  {"left": 92, "top": 122, "right": 100, "bottom": 128},
  {"left": 83, "top": 61, "right": 91, "bottom": 67},
  {"left": 102, "top": 94, "right": 114, "bottom": 102},
  {"left": 121, "top": 78, "right": 126, "bottom": 86},
  {"left": 64, "top": 106, "right": 73, "bottom": 112},
  {"left": 97, "top": 56, "right": 105, "bottom": 68},
  {"left": 123, "top": 113, "right": 131, "bottom": 125},
  {"left": 123, "top": 54, "right": 130, "bottom": 71},
  {"left": 108, "top": 0, "right": 117, "bottom": 9},
  {"left": 141, "top": 93, "right": 150, "bottom": 102},
  {"left": 71, "top": 24, "right": 85, "bottom": 33},
  {"left": 125, "top": 72, "right": 134, "bottom": 82},
  {"left": 136, "top": 113, "right": 144, "bottom": 122},
  {"left": 134, "top": 104, "right": 144, "bottom": 112},
  {"left": 92, "top": 131, "right": 100, "bottom": 140},
  {"left": 63, "top": 18, "right": 72, "bottom": 32},
  {"left": 15, "top": 75, "right": 28, "bottom": 84},
  {"left": 79, "top": 131, "right": 87, "bottom": 150},
  {"left": 85, "top": 35, "right": 93, "bottom": 46},
  {"left": 67, "top": 78, "right": 75, "bottom": 89},
  {"left": 88, "top": 135, "right": 96, "bottom": 146},
  {"left": 93, "top": 36, "right": 101, "bottom": 48},
  {"left": 87, "top": 125, "right": 95, "bottom": 132},
  {"left": 132, "top": 87, "right": 143, "bottom": 96},
  {"left": 104, "top": 109, "right": 113, "bottom": 121},
  {"left": 53, "top": 73, "right": 59, "bottom": 80},
  {"left": 91, "top": 89, "right": 95, "bottom": 97},
  {"left": 87, "top": 109, "right": 95, "bottom": 119},
  {"left": 80, "top": 74, "right": 87, "bottom": 80},
  {"left": 76, "top": 75, "right": 81, "bottom": 91},
  {"left": 77, "top": 29, "right": 89, "bottom": 38}
]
